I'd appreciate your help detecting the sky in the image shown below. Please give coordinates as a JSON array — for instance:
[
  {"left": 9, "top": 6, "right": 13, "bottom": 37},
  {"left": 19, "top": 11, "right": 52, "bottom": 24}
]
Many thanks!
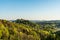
[{"left": 0, "top": 0, "right": 60, "bottom": 20}]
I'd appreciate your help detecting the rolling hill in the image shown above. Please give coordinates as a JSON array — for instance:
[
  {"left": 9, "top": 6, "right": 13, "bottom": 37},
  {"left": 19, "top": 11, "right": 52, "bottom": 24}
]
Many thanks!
[{"left": 0, "top": 19, "right": 59, "bottom": 40}]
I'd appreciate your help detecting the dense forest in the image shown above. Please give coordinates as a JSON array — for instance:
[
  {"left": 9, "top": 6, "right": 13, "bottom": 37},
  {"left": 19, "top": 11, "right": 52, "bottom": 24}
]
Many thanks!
[{"left": 0, "top": 19, "right": 60, "bottom": 40}]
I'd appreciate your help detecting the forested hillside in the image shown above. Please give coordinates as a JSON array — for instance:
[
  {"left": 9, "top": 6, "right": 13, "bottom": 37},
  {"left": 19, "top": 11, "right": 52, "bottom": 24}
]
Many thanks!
[{"left": 0, "top": 19, "right": 60, "bottom": 40}]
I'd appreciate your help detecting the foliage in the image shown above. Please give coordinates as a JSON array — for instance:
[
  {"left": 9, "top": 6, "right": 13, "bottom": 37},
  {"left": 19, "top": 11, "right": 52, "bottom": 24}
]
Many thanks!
[{"left": 0, "top": 19, "right": 59, "bottom": 40}]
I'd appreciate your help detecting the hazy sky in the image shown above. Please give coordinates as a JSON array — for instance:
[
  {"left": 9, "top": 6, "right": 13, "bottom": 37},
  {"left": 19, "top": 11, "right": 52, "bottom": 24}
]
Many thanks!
[{"left": 0, "top": 0, "right": 60, "bottom": 20}]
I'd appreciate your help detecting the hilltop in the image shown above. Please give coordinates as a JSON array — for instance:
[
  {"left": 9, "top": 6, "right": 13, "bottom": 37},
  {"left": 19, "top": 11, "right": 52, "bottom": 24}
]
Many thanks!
[{"left": 0, "top": 19, "right": 59, "bottom": 40}]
